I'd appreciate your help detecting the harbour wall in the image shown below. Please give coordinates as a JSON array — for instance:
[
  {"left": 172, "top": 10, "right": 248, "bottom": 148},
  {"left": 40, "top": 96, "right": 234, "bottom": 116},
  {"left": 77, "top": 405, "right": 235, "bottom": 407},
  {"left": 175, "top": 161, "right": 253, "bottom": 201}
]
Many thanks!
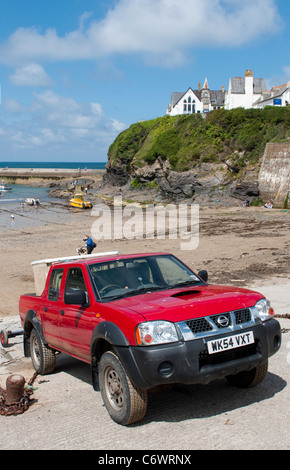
[
  {"left": 258, "top": 143, "right": 290, "bottom": 206},
  {"left": 0, "top": 167, "right": 105, "bottom": 180}
]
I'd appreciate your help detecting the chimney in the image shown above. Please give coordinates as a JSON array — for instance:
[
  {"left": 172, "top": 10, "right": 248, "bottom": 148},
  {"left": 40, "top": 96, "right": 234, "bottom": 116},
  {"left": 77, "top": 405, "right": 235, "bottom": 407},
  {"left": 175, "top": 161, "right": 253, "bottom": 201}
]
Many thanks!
[
  {"left": 198, "top": 82, "right": 201, "bottom": 91},
  {"left": 222, "top": 85, "right": 225, "bottom": 93}
]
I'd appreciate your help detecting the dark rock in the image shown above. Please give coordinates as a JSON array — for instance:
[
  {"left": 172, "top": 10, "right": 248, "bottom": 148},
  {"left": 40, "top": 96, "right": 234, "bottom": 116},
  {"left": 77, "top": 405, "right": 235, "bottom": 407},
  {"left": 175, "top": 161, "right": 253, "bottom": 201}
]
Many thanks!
[
  {"left": 230, "top": 181, "right": 259, "bottom": 200},
  {"left": 103, "top": 161, "right": 129, "bottom": 186}
]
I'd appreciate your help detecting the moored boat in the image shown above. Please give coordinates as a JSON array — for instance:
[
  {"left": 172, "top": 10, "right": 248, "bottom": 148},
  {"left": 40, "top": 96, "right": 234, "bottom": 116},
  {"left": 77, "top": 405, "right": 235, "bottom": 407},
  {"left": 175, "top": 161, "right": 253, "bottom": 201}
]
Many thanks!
[
  {"left": 25, "top": 198, "right": 40, "bottom": 206},
  {"left": 70, "top": 192, "right": 92, "bottom": 209},
  {"left": 0, "top": 181, "right": 12, "bottom": 191}
]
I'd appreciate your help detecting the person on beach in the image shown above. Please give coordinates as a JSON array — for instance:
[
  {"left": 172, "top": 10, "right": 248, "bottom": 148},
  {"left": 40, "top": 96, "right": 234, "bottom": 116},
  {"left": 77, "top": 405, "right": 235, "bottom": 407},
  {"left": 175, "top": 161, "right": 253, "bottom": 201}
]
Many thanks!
[{"left": 83, "top": 235, "right": 96, "bottom": 254}]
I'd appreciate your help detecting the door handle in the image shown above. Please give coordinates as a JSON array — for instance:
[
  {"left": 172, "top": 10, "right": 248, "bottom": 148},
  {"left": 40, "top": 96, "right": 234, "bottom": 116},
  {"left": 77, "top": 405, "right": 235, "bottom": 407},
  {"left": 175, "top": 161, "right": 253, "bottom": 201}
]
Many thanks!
[
  {"left": 44, "top": 307, "right": 48, "bottom": 312},
  {"left": 59, "top": 310, "right": 65, "bottom": 315}
]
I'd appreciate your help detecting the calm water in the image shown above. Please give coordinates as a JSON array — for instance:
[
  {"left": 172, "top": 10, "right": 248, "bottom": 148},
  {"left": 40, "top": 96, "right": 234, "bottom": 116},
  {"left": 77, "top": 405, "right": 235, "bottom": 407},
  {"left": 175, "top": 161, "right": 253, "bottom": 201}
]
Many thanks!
[
  {"left": 0, "top": 183, "right": 80, "bottom": 231},
  {"left": 1, "top": 161, "right": 106, "bottom": 169},
  {"left": 0, "top": 161, "right": 104, "bottom": 231},
  {"left": 0, "top": 183, "right": 50, "bottom": 203}
]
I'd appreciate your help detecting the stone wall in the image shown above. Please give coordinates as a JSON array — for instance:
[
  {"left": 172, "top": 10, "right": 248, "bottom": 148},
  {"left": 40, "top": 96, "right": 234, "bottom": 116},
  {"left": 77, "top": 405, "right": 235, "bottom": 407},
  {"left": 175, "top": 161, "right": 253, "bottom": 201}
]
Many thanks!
[
  {"left": 258, "top": 143, "right": 290, "bottom": 206},
  {"left": 0, "top": 167, "right": 104, "bottom": 179}
]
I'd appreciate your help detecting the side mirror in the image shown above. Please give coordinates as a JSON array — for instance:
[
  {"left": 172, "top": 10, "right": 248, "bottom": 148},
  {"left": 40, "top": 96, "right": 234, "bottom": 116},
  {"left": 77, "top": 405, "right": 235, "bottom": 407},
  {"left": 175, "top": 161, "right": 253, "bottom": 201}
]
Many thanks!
[
  {"left": 64, "top": 289, "right": 87, "bottom": 306},
  {"left": 198, "top": 270, "right": 208, "bottom": 283}
]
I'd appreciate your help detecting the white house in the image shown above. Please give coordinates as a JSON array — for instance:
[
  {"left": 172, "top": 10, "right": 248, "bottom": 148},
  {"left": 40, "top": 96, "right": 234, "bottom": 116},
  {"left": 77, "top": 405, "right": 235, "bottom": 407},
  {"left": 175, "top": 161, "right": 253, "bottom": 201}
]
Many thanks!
[
  {"left": 167, "top": 71, "right": 289, "bottom": 116},
  {"left": 167, "top": 78, "right": 226, "bottom": 116},
  {"left": 224, "top": 69, "right": 266, "bottom": 110},
  {"left": 252, "top": 82, "right": 290, "bottom": 108}
]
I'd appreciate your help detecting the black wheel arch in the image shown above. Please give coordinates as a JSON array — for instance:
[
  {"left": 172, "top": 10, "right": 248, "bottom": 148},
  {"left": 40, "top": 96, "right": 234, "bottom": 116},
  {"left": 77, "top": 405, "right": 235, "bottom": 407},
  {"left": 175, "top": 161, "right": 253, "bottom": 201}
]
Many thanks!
[
  {"left": 23, "top": 310, "right": 47, "bottom": 357},
  {"left": 90, "top": 321, "right": 149, "bottom": 392},
  {"left": 90, "top": 321, "right": 129, "bottom": 390}
]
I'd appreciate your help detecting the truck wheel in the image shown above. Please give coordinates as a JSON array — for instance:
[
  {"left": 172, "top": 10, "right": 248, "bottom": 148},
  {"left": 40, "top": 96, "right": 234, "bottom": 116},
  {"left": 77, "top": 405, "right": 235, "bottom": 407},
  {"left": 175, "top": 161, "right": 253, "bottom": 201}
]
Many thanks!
[
  {"left": 226, "top": 361, "right": 268, "bottom": 388},
  {"left": 30, "top": 328, "right": 56, "bottom": 375},
  {"left": 99, "top": 351, "right": 148, "bottom": 425}
]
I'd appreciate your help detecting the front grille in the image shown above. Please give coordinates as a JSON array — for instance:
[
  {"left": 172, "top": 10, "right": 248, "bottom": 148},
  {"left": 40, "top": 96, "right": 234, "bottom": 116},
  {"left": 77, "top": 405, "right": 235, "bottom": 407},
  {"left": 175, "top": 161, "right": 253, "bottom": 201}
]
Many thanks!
[
  {"left": 234, "top": 308, "right": 251, "bottom": 324},
  {"left": 185, "top": 308, "right": 252, "bottom": 336},
  {"left": 199, "top": 341, "right": 257, "bottom": 369},
  {"left": 186, "top": 317, "right": 213, "bottom": 334}
]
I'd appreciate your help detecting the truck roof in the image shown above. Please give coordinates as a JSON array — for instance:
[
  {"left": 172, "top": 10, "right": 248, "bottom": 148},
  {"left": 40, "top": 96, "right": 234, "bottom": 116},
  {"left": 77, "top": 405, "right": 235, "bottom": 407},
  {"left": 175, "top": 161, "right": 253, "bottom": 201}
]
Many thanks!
[
  {"left": 51, "top": 252, "right": 170, "bottom": 268},
  {"left": 31, "top": 251, "right": 122, "bottom": 267},
  {"left": 30, "top": 251, "right": 172, "bottom": 296}
]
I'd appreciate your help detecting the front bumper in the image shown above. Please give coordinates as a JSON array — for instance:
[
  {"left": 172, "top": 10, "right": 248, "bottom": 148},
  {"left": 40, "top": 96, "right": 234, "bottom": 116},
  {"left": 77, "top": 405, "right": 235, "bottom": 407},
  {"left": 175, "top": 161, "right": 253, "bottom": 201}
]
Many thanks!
[{"left": 115, "top": 318, "right": 281, "bottom": 390}]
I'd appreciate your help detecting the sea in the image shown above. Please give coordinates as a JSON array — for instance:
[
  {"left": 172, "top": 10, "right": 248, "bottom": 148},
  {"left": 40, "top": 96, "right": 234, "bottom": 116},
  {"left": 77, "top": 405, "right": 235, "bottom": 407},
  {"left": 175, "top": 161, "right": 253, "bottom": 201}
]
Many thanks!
[
  {"left": 1, "top": 161, "right": 106, "bottom": 170},
  {"left": 0, "top": 161, "right": 106, "bottom": 231}
]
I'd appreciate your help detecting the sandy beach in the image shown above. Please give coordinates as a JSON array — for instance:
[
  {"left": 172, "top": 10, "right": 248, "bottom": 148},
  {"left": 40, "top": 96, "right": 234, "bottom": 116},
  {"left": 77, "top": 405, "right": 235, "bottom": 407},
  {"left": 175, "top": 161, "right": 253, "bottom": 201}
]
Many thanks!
[{"left": 0, "top": 197, "right": 289, "bottom": 317}]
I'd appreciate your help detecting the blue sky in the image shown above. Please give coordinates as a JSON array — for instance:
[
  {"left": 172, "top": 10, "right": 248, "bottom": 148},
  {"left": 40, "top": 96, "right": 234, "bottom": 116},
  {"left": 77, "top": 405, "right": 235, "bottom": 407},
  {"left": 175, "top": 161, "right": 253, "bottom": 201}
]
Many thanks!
[{"left": 0, "top": 0, "right": 289, "bottom": 163}]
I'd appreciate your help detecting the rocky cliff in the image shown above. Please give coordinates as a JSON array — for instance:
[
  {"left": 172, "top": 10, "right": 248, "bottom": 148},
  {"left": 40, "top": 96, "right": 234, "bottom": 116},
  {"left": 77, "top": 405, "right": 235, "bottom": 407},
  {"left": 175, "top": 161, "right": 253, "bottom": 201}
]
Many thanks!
[{"left": 103, "top": 108, "right": 290, "bottom": 205}]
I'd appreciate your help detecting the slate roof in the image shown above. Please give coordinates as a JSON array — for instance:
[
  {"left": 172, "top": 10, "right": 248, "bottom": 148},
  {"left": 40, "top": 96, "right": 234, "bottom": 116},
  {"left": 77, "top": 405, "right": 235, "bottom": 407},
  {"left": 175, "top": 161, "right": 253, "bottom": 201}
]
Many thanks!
[
  {"left": 171, "top": 92, "right": 186, "bottom": 107},
  {"left": 229, "top": 77, "right": 266, "bottom": 94},
  {"left": 208, "top": 90, "right": 226, "bottom": 106}
]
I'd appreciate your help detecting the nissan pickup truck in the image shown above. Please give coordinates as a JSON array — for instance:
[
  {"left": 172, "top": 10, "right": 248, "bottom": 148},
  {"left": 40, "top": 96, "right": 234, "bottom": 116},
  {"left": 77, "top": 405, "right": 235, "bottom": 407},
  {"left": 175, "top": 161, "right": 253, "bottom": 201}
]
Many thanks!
[{"left": 19, "top": 252, "right": 281, "bottom": 425}]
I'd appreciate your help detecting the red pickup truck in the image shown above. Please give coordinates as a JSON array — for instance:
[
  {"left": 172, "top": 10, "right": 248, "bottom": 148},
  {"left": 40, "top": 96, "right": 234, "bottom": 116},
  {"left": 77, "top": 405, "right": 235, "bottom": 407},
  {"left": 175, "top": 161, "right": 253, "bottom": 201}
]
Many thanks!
[{"left": 19, "top": 252, "right": 281, "bottom": 425}]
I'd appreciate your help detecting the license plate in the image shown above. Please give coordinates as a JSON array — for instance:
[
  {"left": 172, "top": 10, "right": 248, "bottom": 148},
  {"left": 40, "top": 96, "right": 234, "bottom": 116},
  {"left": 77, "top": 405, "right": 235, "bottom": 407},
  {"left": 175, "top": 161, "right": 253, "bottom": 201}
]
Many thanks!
[{"left": 207, "top": 331, "right": 254, "bottom": 355}]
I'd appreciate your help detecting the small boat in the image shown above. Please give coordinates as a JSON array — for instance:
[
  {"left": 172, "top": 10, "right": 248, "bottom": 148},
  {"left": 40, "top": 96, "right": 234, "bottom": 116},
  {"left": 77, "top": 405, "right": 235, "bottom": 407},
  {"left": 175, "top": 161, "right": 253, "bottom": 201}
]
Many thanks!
[
  {"left": 25, "top": 198, "right": 40, "bottom": 206},
  {"left": 0, "top": 181, "right": 12, "bottom": 191},
  {"left": 70, "top": 192, "right": 92, "bottom": 209}
]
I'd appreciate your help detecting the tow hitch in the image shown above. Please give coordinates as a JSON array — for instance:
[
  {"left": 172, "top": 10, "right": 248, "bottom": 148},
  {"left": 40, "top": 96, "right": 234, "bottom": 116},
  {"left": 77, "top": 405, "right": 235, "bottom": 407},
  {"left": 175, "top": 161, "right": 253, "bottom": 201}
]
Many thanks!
[{"left": 0, "top": 328, "right": 24, "bottom": 347}]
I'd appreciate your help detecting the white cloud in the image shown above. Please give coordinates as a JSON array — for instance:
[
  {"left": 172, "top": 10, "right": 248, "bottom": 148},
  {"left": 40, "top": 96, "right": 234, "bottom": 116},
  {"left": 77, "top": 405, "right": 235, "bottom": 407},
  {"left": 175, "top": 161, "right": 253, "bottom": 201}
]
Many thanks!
[
  {"left": 3, "top": 98, "right": 24, "bottom": 113},
  {"left": 265, "top": 65, "right": 290, "bottom": 89},
  {"left": 0, "top": 0, "right": 282, "bottom": 67},
  {"left": 283, "top": 65, "right": 290, "bottom": 81},
  {"left": 0, "top": 90, "right": 126, "bottom": 152},
  {"left": 10, "top": 63, "right": 53, "bottom": 87}
]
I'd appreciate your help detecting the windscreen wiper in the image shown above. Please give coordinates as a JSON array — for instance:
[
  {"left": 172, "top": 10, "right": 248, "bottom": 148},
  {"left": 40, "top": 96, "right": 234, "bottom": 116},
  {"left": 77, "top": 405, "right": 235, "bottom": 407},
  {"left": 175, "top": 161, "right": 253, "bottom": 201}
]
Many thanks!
[
  {"left": 104, "top": 285, "right": 164, "bottom": 301},
  {"left": 168, "top": 280, "right": 201, "bottom": 289}
]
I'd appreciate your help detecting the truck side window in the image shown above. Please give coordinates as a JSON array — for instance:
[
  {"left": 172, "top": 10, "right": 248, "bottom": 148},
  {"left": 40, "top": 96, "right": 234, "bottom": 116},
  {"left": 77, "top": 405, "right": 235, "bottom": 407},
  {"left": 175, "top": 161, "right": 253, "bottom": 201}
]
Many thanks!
[
  {"left": 48, "top": 268, "right": 64, "bottom": 301},
  {"left": 65, "top": 267, "right": 87, "bottom": 293}
]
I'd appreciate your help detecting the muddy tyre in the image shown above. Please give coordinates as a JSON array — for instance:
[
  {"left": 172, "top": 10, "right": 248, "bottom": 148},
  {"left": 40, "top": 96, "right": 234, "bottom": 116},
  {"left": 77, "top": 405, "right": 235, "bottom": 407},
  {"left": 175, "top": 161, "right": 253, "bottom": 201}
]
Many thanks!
[
  {"left": 99, "top": 351, "right": 148, "bottom": 425},
  {"left": 30, "top": 328, "right": 56, "bottom": 375},
  {"left": 226, "top": 361, "right": 268, "bottom": 388}
]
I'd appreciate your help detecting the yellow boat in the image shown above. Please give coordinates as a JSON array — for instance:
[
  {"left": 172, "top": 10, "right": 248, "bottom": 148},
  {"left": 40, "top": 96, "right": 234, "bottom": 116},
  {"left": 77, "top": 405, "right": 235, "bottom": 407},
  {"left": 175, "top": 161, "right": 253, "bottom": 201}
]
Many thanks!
[{"left": 70, "top": 192, "right": 92, "bottom": 209}]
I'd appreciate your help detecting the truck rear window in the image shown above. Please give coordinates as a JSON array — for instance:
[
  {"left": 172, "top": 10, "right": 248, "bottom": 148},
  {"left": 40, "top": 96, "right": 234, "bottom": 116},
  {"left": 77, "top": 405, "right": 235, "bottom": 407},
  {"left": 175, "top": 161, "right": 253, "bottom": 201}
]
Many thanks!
[{"left": 48, "top": 268, "right": 64, "bottom": 301}]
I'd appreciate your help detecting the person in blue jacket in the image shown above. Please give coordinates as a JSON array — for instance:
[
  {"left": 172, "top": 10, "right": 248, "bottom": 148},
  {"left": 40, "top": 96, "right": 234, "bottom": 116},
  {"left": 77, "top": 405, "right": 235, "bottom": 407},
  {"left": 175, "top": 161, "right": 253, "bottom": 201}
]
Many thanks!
[{"left": 83, "top": 235, "right": 96, "bottom": 254}]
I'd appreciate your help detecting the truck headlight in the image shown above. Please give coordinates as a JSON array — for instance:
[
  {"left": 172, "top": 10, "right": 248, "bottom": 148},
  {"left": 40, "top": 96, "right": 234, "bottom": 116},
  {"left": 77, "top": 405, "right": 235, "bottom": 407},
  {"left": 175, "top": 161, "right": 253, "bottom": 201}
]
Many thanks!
[
  {"left": 253, "top": 298, "right": 274, "bottom": 321},
  {"left": 136, "top": 321, "right": 179, "bottom": 346}
]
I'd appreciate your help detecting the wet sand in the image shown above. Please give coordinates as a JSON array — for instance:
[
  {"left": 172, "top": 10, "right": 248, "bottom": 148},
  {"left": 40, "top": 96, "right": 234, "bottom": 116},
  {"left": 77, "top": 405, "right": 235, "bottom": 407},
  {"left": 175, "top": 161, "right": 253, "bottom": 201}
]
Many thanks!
[{"left": 0, "top": 201, "right": 289, "bottom": 317}]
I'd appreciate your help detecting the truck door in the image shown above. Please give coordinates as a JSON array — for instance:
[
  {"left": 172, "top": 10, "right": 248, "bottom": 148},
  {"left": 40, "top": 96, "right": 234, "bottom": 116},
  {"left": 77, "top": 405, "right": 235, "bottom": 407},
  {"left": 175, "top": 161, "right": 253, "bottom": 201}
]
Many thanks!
[
  {"left": 59, "top": 266, "right": 93, "bottom": 361},
  {"left": 42, "top": 267, "right": 64, "bottom": 349}
]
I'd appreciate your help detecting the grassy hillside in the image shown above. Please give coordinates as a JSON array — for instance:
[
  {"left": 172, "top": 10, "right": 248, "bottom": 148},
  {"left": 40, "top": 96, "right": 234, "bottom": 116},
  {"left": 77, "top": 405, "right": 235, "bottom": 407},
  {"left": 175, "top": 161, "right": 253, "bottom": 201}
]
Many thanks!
[{"left": 108, "top": 107, "right": 290, "bottom": 172}]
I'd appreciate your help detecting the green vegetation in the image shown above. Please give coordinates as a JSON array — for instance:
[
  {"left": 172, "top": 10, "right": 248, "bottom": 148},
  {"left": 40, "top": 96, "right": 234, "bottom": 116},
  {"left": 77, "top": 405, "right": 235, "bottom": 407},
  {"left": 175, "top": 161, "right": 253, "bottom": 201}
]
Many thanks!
[
  {"left": 250, "top": 197, "right": 264, "bottom": 207},
  {"left": 284, "top": 191, "right": 289, "bottom": 209},
  {"left": 108, "top": 107, "right": 290, "bottom": 172}
]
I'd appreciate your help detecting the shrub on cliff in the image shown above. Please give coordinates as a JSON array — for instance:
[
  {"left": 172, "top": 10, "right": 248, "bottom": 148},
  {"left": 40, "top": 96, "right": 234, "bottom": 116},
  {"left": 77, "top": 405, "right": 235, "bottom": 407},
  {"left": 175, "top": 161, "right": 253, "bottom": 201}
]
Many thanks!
[{"left": 107, "top": 107, "right": 290, "bottom": 172}]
